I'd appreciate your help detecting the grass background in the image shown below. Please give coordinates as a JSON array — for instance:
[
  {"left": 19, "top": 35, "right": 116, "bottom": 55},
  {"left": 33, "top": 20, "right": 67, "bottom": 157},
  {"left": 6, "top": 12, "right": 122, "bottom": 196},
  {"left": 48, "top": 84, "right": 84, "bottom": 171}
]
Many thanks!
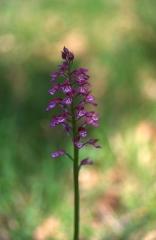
[{"left": 0, "top": 0, "right": 156, "bottom": 239}]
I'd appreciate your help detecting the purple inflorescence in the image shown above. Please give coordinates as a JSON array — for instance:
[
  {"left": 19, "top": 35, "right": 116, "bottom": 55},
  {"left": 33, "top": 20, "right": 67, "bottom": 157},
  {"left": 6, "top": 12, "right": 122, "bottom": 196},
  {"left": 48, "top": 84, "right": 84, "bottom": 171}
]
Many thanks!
[{"left": 47, "top": 47, "right": 100, "bottom": 159}]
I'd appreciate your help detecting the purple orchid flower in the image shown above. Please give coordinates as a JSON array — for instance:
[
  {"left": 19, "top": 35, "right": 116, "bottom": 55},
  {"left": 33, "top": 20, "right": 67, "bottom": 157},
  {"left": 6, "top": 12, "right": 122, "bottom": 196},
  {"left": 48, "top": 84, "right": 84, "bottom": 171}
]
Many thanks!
[
  {"left": 47, "top": 47, "right": 100, "bottom": 155},
  {"left": 46, "top": 47, "right": 100, "bottom": 240}
]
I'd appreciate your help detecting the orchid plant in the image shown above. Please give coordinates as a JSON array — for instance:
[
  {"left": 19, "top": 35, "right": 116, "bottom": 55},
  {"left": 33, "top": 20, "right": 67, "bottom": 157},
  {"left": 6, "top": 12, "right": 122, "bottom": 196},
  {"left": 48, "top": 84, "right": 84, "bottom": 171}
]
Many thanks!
[{"left": 46, "top": 47, "right": 100, "bottom": 240}]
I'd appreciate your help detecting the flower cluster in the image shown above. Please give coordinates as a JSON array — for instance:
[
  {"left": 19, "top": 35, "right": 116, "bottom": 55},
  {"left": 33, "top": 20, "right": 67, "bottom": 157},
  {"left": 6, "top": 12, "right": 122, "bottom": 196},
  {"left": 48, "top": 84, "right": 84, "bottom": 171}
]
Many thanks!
[{"left": 47, "top": 47, "right": 100, "bottom": 164}]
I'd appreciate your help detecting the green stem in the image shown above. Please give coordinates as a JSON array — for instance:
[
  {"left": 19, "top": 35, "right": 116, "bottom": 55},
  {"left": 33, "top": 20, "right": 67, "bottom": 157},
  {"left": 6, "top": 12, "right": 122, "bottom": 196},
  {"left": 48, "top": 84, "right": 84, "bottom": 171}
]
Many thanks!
[
  {"left": 69, "top": 64, "right": 80, "bottom": 240},
  {"left": 71, "top": 103, "right": 80, "bottom": 240},
  {"left": 73, "top": 145, "right": 79, "bottom": 240}
]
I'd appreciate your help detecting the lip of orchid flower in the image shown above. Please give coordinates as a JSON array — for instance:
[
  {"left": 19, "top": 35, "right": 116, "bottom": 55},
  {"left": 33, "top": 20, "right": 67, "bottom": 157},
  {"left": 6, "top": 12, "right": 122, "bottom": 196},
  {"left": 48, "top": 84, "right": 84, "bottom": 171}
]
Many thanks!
[
  {"left": 50, "top": 113, "right": 67, "bottom": 127},
  {"left": 74, "top": 136, "right": 84, "bottom": 149},
  {"left": 73, "top": 67, "right": 89, "bottom": 76},
  {"left": 78, "top": 127, "right": 87, "bottom": 138},
  {"left": 62, "top": 96, "right": 72, "bottom": 105},
  {"left": 80, "top": 158, "right": 93, "bottom": 166},
  {"left": 46, "top": 97, "right": 62, "bottom": 111},
  {"left": 62, "top": 122, "right": 71, "bottom": 133},
  {"left": 85, "top": 94, "right": 97, "bottom": 106},
  {"left": 86, "top": 138, "right": 101, "bottom": 148},
  {"left": 75, "top": 142, "right": 83, "bottom": 149},
  {"left": 74, "top": 135, "right": 101, "bottom": 149},
  {"left": 60, "top": 81, "right": 72, "bottom": 94},
  {"left": 50, "top": 71, "right": 59, "bottom": 81},
  {"left": 85, "top": 111, "right": 99, "bottom": 127},
  {"left": 76, "top": 105, "right": 87, "bottom": 119},
  {"left": 73, "top": 68, "right": 89, "bottom": 85},
  {"left": 48, "top": 84, "right": 60, "bottom": 95},
  {"left": 77, "top": 86, "right": 90, "bottom": 95},
  {"left": 76, "top": 75, "right": 89, "bottom": 85},
  {"left": 51, "top": 149, "right": 65, "bottom": 158}
]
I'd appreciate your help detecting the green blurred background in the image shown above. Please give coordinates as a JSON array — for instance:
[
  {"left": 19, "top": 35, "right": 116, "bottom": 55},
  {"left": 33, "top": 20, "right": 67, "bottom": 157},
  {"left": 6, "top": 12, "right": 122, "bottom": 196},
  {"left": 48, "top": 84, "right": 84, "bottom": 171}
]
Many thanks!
[{"left": 0, "top": 0, "right": 156, "bottom": 239}]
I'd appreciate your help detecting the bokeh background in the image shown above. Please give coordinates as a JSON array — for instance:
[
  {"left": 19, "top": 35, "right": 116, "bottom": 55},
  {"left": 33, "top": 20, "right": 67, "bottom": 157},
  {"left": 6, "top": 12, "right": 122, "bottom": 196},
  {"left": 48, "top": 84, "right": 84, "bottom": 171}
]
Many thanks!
[{"left": 0, "top": 0, "right": 156, "bottom": 239}]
